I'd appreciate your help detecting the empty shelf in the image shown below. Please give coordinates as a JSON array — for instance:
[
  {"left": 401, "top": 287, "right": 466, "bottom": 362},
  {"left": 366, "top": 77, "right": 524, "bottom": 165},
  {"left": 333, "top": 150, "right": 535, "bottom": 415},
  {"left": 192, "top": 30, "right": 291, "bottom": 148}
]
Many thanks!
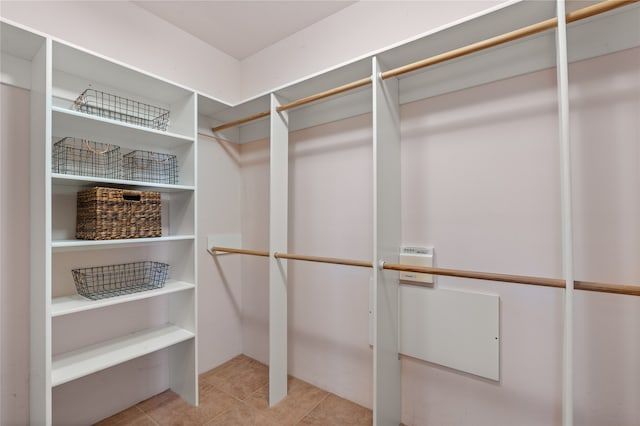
[{"left": 51, "top": 324, "right": 194, "bottom": 387}]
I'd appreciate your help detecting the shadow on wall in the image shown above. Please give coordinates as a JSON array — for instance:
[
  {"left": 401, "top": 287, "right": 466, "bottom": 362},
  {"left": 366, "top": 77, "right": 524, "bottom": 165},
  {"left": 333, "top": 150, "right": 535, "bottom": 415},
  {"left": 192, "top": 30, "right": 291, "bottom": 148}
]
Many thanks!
[
  {"left": 208, "top": 253, "right": 242, "bottom": 318},
  {"left": 1, "top": 84, "right": 31, "bottom": 426}
]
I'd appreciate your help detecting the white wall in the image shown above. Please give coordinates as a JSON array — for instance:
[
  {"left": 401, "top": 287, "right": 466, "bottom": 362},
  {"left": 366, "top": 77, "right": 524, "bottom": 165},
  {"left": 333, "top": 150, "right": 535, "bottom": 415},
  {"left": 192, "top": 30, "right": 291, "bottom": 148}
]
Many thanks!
[
  {"left": 0, "top": 84, "right": 30, "bottom": 426},
  {"left": 399, "top": 54, "right": 564, "bottom": 426},
  {"left": 569, "top": 47, "right": 640, "bottom": 426},
  {"left": 240, "top": 115, "right": 374, "bottom": 407},
  {"left": 0, "top": 1, "right": 241, "bottom": 103},
  {"left": 237, "top": 47, "right": 640, "bottom": 425},
  {"left": 196, "top": 132, "right": 244, "bottom": 373},
  {"left": 239, "top": 0, "right": 504, "bottom": 99},
  {"left": 1, "top": 1, "right": 507, "bottom": 103}
]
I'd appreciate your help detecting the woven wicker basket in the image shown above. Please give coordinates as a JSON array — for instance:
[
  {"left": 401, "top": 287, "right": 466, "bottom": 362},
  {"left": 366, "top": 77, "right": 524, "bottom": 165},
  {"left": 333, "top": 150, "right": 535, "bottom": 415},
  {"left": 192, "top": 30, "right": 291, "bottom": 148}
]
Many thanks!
[{"left": 76, "top": 187, "right": 161, "bottom": 240}]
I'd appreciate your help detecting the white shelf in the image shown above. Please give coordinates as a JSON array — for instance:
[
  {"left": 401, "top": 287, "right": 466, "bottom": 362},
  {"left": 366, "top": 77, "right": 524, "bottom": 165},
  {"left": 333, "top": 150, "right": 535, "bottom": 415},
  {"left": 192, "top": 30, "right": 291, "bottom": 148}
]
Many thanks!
[
  {"left": 201, "top": 1, "right": 640, "bottom": 145},
  {"left": 53, "top": 41, "right": 192, "bottom": 106},
  {"left": 1, "top": 21, "right": 45, "bottom": 60},
  {"left": 1, "top": 21, "right": 47, "bottom": 90},
  {"left": 51, "top": 280, "right": 195, "bottom": 317},
  {"left": 52, "top": 106, "right": 193, "bottom": 148},
  {"left": 52, "top": 173, "right": 194, "bottom": 194},
  {"left": 52, "top": 235, "right": 195, "bottom": 252},
  {"left": 51, "top": 324, "right": 194, "bottom": 387}
]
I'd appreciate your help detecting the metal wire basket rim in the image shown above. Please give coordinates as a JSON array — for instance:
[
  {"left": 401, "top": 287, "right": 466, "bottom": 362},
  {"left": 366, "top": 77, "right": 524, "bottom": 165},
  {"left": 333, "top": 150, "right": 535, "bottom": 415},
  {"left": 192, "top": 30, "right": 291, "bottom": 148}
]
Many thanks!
[
  {"left": 56, "top": 137, "right": 113, "bottom": 155},
  {"left": 74, "top": 88, "right": 169, "bottom": 116},
  {"left": 124, "top": 150, "right": 176, "bottom": 160},
  {"left": 72, "top": 261, "right": 169, "bottom": 273}
]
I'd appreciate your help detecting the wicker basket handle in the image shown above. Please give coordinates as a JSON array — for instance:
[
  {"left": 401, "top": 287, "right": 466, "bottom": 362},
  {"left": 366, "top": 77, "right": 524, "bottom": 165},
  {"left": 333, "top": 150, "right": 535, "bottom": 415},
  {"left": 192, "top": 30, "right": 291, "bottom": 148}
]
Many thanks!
[
  {"left": 83, "top": 139, "right": 110, "bottom": 155},
  {"left": 122, "top": 190, "right": 142, "bottom": 202}
]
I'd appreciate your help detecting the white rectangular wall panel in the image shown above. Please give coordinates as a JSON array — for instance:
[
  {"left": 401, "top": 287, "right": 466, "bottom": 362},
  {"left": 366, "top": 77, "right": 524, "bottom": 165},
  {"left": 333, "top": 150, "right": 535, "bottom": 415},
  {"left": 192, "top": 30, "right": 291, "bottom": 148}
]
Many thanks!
[{"left": 400, "top": 285, "right": 500, "bottom": 381}]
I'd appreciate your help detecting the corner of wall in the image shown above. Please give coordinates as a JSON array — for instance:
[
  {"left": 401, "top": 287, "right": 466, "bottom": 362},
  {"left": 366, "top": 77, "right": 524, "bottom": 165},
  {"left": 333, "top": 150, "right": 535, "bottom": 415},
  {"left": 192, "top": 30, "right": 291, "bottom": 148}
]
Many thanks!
[{"left": 0, "top": 0, "right": 243, "bottom": 103}]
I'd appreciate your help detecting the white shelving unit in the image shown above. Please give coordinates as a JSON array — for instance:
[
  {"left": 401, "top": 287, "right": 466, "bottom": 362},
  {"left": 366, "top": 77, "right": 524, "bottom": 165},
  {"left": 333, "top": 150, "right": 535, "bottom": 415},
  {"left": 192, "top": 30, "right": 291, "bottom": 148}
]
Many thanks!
[{"left": 2, "top": 20, "right": 198, "bottom": 425}]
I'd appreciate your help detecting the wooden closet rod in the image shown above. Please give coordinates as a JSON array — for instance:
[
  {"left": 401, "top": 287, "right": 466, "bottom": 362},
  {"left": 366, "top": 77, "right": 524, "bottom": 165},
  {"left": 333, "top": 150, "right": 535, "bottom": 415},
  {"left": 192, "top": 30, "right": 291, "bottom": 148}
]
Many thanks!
[
  {"left": 208, "top": 246, "right": 640, "bottom": 297},
  {"left": 208, "top": 246, "right": 269, "bottom": 257},
  {"left": 211, "top": 111, "right": 271, "bottom": 133},
  {"left": 210, "top": 0, "right": 637, "bottom": 134},
  {"left": 274, "top": 251, "right": 373, "bottom": 268},
  {"left": 382, "top": 263, "right": 640, "bottom": 297},
  {"left": 275, "top": 77, "right": 372, "bottom": 113},
  {"left": 381, "top": 0, "right": 638, "bottom": 80}
]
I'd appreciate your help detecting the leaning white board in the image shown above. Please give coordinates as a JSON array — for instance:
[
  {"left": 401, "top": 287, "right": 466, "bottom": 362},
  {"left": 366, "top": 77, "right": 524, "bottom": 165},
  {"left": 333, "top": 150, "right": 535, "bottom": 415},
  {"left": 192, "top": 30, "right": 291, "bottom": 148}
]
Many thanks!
[{"left": 399, "top": 285, "right": 500, "bottom": 381}]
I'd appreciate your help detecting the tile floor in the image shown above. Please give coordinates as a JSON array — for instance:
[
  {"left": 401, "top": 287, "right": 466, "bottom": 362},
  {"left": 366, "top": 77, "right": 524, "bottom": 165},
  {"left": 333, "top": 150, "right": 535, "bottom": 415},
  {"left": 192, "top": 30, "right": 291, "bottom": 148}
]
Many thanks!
[{"left": 96, "top": 355, "right": 373, "bottom": 426}]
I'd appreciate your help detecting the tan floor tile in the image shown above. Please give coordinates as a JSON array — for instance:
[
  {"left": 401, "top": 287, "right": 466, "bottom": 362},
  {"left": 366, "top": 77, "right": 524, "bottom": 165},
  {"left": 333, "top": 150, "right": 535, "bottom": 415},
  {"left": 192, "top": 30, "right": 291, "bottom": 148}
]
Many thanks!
[
  {"left": 94, "top": 406, "right": 153, "bottom": 426},
  {"left": 205, "top": 403, "right": 280, "bottom": 426},
  {"left": 245, "top": 376, "right": 328, "bottom": 426},
  {"left": 105, "top": 355, "right": 374, "bottom": 426},
  {"left": 138, "top": 387, "right": 239, "bottom": 426},
  {"left": 136, "top": 390, "right": 177, "bottom": 414},
  {"left": 200, "top": 355, "right": 268, "bottom": 400},
  {"left": 298, "top": 393, "right": 373, "bottom": 426}
]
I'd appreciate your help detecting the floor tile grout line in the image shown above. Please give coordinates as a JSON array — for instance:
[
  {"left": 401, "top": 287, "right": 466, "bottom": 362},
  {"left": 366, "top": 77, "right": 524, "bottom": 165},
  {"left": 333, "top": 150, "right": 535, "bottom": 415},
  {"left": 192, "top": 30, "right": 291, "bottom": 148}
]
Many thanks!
[
  {"left": 203, "top": 376, "right": 270, "bottom": 403},
  {"left": 201, "top": 374, "right": 271, "bottom": 425},
  {"left": 143, "top": 411, "right": 161, "bottom": 426},
  {"left": 133, "top": 404, "right": 158, "bottom": 425},
  {"left": 294, "top": 391, "right": 330, "bottom": 425},
  {"left": 202, "top": 402, "right": 240, "bottom": 426}
]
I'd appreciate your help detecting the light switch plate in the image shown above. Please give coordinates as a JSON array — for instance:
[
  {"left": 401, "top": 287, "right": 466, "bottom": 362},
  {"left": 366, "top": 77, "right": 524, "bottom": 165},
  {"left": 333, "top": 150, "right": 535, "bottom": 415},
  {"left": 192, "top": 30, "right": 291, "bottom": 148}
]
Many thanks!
[{"left": 399, "top": 246, "right": 434, "bottom": 284}]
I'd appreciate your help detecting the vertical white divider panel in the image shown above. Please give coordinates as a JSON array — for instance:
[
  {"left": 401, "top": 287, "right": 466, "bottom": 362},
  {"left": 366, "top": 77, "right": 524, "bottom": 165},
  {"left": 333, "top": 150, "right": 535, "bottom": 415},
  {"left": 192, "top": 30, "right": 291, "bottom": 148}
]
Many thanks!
[
  {"left": 555, "top": 1, "right": 575, "bottom": 425},
  {"left": 30, "top": 38, "right": 52, "bottom": 426},
  {"left": 269, "top": 94, "right": 288, "bottom": 407},
  {"left": 169, "top": 93, "right": 198, "bottom": 406},
  {"left": 169, "top": 87, "right": 199, "bottom": 406},
  {"left": 372, "top": 57, "right": 401, "bottom": 426},
  {"left": 169, "top": 291, "right": 197, "bottom": 405}
]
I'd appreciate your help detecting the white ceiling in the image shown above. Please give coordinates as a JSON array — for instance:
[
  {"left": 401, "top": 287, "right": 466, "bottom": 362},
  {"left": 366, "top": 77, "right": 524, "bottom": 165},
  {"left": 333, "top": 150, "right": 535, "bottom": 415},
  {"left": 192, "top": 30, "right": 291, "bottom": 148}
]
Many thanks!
[{"left": 133, "top": 1, "right": 356, "bottom": 60}]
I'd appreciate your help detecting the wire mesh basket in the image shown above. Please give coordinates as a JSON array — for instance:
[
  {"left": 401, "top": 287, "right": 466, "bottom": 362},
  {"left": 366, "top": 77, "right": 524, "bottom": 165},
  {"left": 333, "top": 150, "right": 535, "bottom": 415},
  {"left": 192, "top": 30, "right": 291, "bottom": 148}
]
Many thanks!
[
  {"left": 123, "top": 150, "right": 178, "bottom": 184},
  {"left": 52, "top": 137, "right": 121, "bottom": 179},
  {"left": 73, "top": 88, "right": 170, "bottom": 131},
  {"left": 72, "top": 261, "right": 169, "bottom": 300}
]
